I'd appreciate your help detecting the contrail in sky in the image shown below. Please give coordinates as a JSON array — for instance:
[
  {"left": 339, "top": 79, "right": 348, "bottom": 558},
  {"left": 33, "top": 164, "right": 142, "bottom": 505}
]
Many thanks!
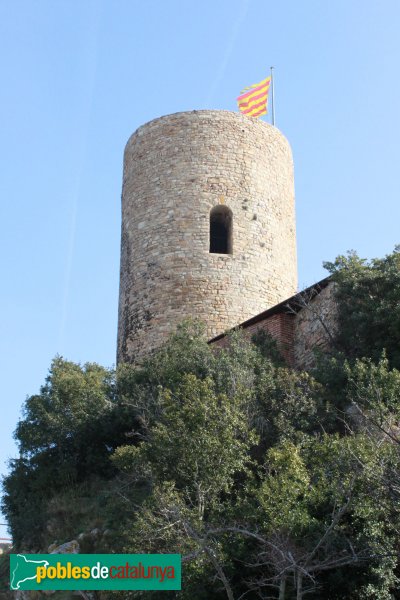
[
  {"left": 58, "top": 2, "right": 102, "bottom": 351},
  {"left": 205, "top": 0, "right": 251, "bottom": 107}
]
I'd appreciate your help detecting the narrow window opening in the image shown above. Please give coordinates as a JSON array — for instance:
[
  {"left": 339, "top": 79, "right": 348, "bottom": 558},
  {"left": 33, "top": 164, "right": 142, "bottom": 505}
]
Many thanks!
[{"left": 209, "top": 206, "right": 233, "bottom": 254}]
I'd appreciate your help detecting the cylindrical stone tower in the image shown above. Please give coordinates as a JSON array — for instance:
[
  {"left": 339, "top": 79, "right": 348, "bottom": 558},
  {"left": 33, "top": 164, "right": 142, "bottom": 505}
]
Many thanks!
[{"left": 117, "top": 110, "right": 297, "bottom": 363}]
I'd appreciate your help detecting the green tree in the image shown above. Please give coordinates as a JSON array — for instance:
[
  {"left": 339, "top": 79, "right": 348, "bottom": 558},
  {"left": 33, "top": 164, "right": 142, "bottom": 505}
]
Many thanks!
[
  {"left": 3, "top": 289, "right": 400, "bottom": 600},
  {"left": 2, "top": 358, "right": 139, "bottom": 549},
  {"left": 112, "top": 374, "right": 257, "bottom": 599},
  {"left": 324, "top": 246, "right": 400, "bottom": 368}
]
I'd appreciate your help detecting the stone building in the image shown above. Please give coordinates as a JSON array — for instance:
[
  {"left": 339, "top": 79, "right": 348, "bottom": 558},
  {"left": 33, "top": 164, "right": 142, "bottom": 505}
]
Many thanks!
[
  {"left": 117, "top": 110, "right": 298, "bottom": 364},
  {"left": 117, "top": 109, "right": 335, "bottom": 368},
  {"left": 210, "top": 277, "right": 338, "bottom": 371}
]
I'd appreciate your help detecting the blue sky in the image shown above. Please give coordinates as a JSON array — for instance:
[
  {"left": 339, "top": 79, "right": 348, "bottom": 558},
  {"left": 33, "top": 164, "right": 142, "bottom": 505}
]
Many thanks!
[{"left": 1, "top": 0, "right": 400, "bottom": 536}]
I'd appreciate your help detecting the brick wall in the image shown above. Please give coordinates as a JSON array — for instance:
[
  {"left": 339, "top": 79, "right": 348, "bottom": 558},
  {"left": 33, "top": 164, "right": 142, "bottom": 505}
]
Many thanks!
[{"left": 210, "top": 281, "right": 337, "bottom": 371}]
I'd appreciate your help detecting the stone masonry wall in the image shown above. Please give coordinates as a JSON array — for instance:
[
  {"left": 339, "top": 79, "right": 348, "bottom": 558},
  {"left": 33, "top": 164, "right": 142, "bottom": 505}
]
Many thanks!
[
  {"left": 293, "top": 282, "right": 338, "bottom": 370},
  {"left": 117, "top": 110, "right": 297, "bottom": 363},
  {"left": 210, "top": 281, "right": 337, "bottom": 371}
]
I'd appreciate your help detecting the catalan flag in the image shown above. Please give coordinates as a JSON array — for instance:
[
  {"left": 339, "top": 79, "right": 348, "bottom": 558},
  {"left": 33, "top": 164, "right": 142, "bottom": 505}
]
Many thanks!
[{"left": 237, "top": 75, "right": 271, "bottom": 118}]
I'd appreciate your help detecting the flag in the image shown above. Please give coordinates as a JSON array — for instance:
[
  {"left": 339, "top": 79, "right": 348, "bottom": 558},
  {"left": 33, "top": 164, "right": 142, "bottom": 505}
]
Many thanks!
[{"left": 237, "top": 76, "right": 271, "bottom": 118}]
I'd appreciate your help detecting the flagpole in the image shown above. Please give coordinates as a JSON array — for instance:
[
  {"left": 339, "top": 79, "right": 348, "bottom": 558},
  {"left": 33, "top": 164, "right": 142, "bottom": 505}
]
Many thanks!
[{"left": 270, "top": 66, "right": 275, "bottom": 126}]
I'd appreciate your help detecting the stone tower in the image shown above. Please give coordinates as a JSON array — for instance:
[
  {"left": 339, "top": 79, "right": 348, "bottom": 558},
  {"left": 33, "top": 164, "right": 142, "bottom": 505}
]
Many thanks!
[{"left": 117, "top": 110, "right": 297, "bottom": 363}]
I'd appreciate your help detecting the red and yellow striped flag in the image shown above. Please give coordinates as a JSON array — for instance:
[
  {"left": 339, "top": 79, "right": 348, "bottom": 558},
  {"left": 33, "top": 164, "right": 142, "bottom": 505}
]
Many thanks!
[{"left": 237, "top": 76, "right": 271, "bottom": 118}]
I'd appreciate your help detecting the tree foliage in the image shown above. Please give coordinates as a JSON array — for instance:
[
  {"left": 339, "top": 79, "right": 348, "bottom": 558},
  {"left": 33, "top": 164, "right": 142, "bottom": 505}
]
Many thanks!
[
  {"left": 324, "top": 246, "right": 400, "bottom": 368},
  {"left": 2, "top": 246, "right": 400, "bottom": 599},
  {"left": 2, "top": 358, "right": 140, "bottom": 549}
]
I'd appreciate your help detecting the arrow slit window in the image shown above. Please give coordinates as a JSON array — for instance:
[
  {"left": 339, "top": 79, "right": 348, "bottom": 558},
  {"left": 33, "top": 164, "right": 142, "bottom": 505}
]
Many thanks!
[{"left": 209, "top": 206, "right": 233, "bottom": 254}]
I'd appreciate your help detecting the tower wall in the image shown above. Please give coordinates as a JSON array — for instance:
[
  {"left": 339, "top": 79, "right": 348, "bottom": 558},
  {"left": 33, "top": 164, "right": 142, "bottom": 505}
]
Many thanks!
[{"left": 117, "top": 110, "right": 297, "bottom": 363}]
